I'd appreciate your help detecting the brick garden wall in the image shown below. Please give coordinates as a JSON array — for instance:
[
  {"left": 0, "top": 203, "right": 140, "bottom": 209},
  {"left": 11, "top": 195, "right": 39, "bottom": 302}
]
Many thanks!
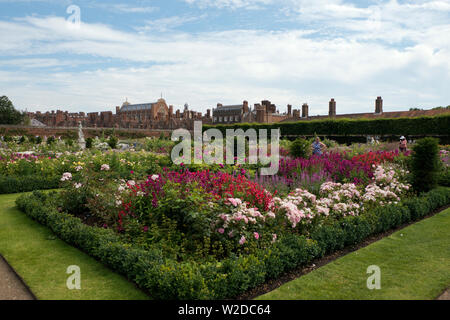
[{"left": 0, "top": 125, "right": 175, "bottom": 139}]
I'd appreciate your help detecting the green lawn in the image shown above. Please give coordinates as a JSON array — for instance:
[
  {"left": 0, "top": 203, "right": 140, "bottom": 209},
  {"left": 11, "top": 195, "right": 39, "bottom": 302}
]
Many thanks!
[
  {"left": 258, "top": 208, "right": 450, "bottom": 300},
  {"left": 0, "top": 193, "right": 150, "bottom": 300}
]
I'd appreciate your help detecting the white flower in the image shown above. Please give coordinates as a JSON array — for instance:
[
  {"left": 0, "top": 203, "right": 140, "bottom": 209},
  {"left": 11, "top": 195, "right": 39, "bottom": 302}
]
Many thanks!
[
  {"left": 151, "top": 174, "right": 159, "bottom": 181},
  {"left": 60, "top": 172, "right": 72, "bottom": 181},
  {"left": 74, "top": 183, "right": 82, "bottom": 189},
  {"left": 100, "top": 164, "right": 110, "bottom": 171}
]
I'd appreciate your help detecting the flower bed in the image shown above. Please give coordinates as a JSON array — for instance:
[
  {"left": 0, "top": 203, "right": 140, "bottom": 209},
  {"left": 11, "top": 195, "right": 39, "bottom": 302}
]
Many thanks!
[
  {"left": 16, "top": 187, "right": 450, "bottom": 299},
  {"left": 0, "top": 149, "right": 173, "bottom": 194}
]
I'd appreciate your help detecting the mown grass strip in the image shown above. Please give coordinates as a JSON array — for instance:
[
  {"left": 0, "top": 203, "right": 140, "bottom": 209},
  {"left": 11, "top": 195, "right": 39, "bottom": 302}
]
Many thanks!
[
  {"left": 0, "top": 193, "right": 149, "bottom": 300},
  {"left": 258, "top": 208, "right": 450, "bottom": 300}
]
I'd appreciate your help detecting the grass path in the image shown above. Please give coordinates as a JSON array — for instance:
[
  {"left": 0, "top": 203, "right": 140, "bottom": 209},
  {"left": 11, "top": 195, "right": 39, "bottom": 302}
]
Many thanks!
[
  {"left": 0, "top": 193, "right": 149, "bottom": 300},
  {"left": 258, "top": 208, "right": 450, "bottom": 300}
]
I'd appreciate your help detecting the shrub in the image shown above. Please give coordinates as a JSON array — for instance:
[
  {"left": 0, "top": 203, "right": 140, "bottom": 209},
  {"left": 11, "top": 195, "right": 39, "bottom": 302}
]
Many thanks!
[
  {"left": 410, "top": 137, "right": 440, "bottom": 193},
  {"left": 289, "top": 138, "right": 311, "bottom": 159},
  {"left": 108, "top": 135, "right": 118, "bottom": 149},
  {"left": 47, "top": 136, "right": 55, "bottom": 145},
  {"left": 0, "top": 175, "right": 60, "bottom": 194},
  {"left": 65, "top": 138, "right": 74, "bottom": 147},
  {"left": 85, "top": 137, "right": 93, "bottom": 149},
  {"left": 15, "top": 185, "right": 450, "bottom": 299},
  {"left": 205, "top": 114, "right": 450, "bottom": 136},
  {"left": 438, "top": 170, "right": 450, "bottom": 187}
]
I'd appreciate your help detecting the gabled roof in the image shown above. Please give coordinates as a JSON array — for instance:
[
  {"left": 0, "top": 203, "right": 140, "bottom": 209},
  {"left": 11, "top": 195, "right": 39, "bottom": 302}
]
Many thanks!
[
  {"left": 121, "top": 102, "right": 156, "bottom": 112},
  {"left": 215, "top": 105, "right": 243, "bottom": 111}
]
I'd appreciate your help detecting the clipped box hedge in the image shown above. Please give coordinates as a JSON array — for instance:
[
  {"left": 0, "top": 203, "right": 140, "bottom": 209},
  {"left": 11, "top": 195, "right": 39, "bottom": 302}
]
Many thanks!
[
  {"left": 15, "top": 187, "right": 450, "bottom": 299},
  {"left": 205, "top": 114, "right": 450, "bottom": 137},
  {"left": 0, "top": 175, "right": 60, "bottom": 194}
]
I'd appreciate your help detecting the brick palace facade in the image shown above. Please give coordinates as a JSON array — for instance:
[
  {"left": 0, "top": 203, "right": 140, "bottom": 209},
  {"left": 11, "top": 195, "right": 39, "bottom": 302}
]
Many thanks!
[{"left": 27, "top": 97, "right": 450, "bottom": 129}]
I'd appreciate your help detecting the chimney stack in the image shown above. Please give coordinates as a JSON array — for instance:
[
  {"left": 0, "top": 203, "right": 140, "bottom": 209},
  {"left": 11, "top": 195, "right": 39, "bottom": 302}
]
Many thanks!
[
  {"left": 287, "top": 104, "right": 292, "bottom": 116},
  {"left": 329, "top": 99, "right": 336, "bottom": 117},
  {"left": 375, "top": 96, "right": 383, "bottom": 114},
  {"left": 243, "top": 100, "right": 249, "bottom": 113},
  {"left": 302, "top": 103, "right": 309, "bottom": 118}
]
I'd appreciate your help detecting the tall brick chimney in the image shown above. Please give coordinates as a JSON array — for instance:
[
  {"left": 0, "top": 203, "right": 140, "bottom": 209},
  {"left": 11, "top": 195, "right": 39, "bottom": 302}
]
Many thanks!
[
  {"left": 375, "top": 96, "right": 383, "bottom": 114},
  {"left": 243, "top": 100, "right": 249, "bottom": 113},
  {"left": 206, "top": 109, "right": 211, "bottom": 118},
  {"left": 287, "top": 104, "right": 292, "bottom": 116},
  {"left": 302, "top": 103, "right": 309, "bottom": 118},
  {"left": 329, "top": 99, "right": 336, "bottom": 117},
  {"left": 115, "top": 106, "right": 120, "bottom": 114}
]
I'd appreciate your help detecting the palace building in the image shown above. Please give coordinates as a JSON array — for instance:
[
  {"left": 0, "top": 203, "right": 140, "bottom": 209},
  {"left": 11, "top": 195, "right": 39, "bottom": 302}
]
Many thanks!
[{"left": 28, "top": 96, "right": 449, "bottom": 129}]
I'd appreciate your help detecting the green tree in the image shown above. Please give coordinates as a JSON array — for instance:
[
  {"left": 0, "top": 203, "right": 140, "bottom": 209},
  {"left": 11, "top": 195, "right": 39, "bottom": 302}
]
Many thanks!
[{"left": 0, "top": 96, "right": 24, "bottom": 125}]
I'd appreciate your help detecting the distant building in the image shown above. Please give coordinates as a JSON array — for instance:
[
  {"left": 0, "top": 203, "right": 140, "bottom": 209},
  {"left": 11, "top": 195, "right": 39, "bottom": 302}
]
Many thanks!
[
  {"left": 212, "top": 100, "right": 290, "bottom": 124},
  {"left": 28, "top": 98, "right": 212, "bottom": 130},
  {"left": 27, "top": 96, "right": 450, "bottom": 130}
]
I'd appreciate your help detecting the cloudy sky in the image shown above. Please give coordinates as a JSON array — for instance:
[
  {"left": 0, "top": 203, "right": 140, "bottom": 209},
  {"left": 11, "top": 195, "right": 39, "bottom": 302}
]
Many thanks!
[{"left": 0, "top": 0, "right": 449, "bottom": 115}]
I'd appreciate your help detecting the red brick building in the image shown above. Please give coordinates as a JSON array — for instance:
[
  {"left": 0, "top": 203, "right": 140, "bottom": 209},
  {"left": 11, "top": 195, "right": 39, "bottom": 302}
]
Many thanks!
[
  {"left": 28, "top": 96, "right": 449, "bottom": 129},
  {"left": 28, "top": 98, "right": 212, "bottom": 130}
]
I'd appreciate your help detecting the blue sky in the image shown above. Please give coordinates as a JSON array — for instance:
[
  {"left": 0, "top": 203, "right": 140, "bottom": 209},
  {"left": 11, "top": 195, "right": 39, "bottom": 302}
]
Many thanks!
[{"left": 0, "top": 0, "right": 449, "bottom": 115}]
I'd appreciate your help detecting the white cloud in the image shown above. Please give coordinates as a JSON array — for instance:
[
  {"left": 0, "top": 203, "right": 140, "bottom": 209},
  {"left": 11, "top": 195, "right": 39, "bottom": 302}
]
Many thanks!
[
  {"left": 184, "top": 0, "right": 273, "bottom": 10},
  {"left": 1, "top": 1, "right": 450, "bottom": 114},
  {"left": 101, "top": 3, "right": 159, "bottom": 14},
  {"left": 137, "top": 14, "right": 207, "bottom": 33}
]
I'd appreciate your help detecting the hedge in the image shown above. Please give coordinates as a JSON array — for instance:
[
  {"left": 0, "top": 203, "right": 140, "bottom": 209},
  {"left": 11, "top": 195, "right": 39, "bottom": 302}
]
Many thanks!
[
  {"left": 15, "top": 187, "right": 450, "bottom": 299},
  {"left": 205, "top": 114, "right": 450, "bottom": 137},
  {"left": 0, "top": 175, "right": 60, "bottom": 194}
]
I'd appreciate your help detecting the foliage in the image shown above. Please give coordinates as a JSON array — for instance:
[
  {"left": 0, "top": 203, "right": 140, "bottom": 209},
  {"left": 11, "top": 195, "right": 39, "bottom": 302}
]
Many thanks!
[
  {"left": 108, "top": 135, "right": 118, "bottom": 149},
  {"left": 47, "top": 136, "right": 55, "bottom": 145},
  {"left": 15, "top": 187, "right": 450, "bottom": 299},
  {"left": 85, "top": 137, "right": 93, "bottom": 149},
  {"left": 410, "top": 137, "right": 440, "bottom": 193},
  {"left": 289, "top": 138, "right": 311, "bottom": 159},
  {"left": 0, "top": 175, "right": 60, "bottom": 194},
  {"left": 0, "top": 96, "right": 24, "bottom": 125},
  {"left": 206, "top": 114, "right": 450, "bottom": 136}
]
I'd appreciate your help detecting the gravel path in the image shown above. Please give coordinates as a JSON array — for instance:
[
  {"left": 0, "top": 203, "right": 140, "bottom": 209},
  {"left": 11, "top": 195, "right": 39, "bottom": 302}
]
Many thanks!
[
  {"left": 437, "top": 288, "right": 450, "bottom": 300},
  {"left": 0, "top": 256, "right": 35, "bottom": 300}
]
